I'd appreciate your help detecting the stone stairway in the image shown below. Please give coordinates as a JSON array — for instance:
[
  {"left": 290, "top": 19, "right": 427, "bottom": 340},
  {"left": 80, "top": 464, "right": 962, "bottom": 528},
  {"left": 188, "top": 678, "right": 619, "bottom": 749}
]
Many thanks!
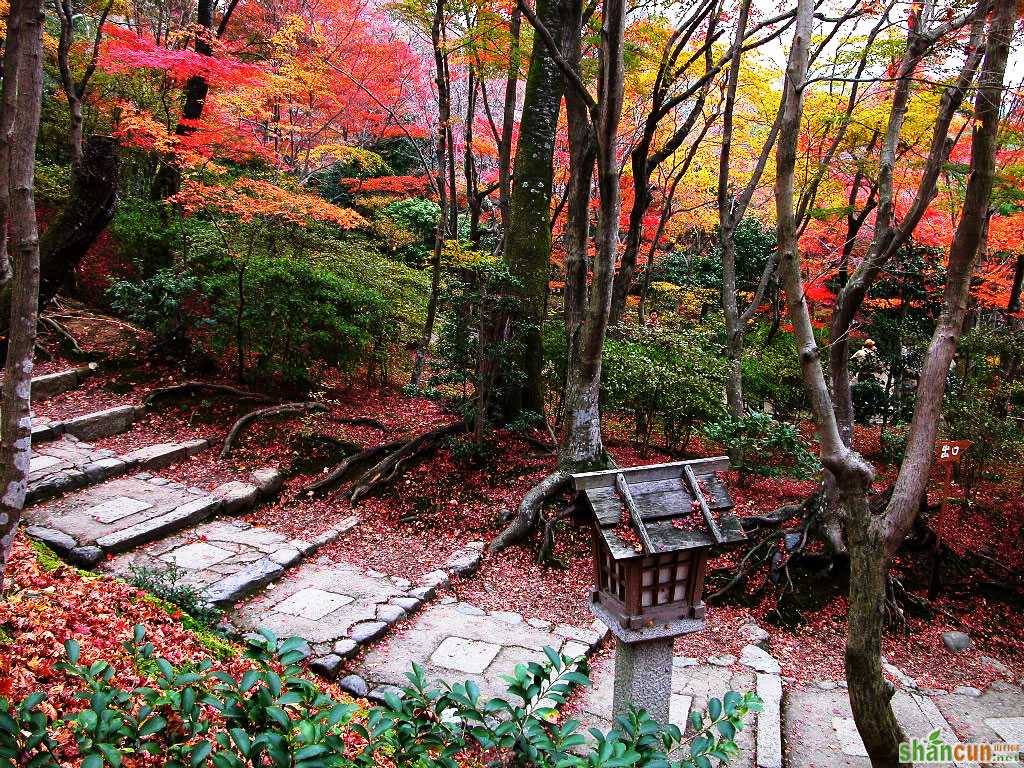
[{"left": 23, "top": 369, "right": 1023, "bottom": 767}]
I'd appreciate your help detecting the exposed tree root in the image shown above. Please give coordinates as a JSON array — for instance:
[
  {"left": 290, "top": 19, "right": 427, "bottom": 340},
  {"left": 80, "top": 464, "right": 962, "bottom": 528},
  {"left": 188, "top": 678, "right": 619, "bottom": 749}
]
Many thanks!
[
  {"left": 302, "top": 438, "right": 407, "bottom": 497},
  {"left": 709, "top": 489, "right": 825, "bottom": 603},
  {"left": 221, "top": 402, "right": 327, "bottom": 458},
  {"left": 349, "top": 421, "right": 468, "bottom": 505},
  {"left": 40, "top": 315, "right": 87, "bottom": 358},
  {"left": 490, "top": 469, "right": 572, "bottom": 553},
  {"left": 145, "top": 381, "right": 277, "bottom": 408}
]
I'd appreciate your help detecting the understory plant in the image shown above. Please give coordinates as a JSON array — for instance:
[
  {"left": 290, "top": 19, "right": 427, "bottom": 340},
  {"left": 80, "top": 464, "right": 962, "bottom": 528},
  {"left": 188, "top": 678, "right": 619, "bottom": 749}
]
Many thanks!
[
  {"left": 0, "top": 628, "right": 760, "bottom": 768},
  {"left": 701, "top": 411, "right": 819, "bottom": 483}
]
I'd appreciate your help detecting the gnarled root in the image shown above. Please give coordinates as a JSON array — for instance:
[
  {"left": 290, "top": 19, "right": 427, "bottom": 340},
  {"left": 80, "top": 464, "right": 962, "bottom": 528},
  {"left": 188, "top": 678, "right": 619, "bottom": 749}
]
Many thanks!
[
  {"left": 221, "top": 402, "right": 327, "bottom": 458},
  {"left": 490, "top": 469, "right": 571, "bottom": 553},
  {"left": 349, "top": 421, "right": 467, "bottom": 505},
  {"left": 145, "top": 381, "right": 277, "bottom": 408},
  {"left": 303, "top": 439, "right": 406, "bottom": 497},
  {"left": 40, "top": 315, "right": 88, "bottom": 358}
]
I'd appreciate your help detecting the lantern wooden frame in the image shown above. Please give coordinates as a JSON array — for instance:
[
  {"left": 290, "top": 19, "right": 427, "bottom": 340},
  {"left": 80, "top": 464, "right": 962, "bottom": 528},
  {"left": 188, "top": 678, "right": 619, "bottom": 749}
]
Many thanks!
[{"left": 573, "top": 458, "right": 745, "bottom": 631}]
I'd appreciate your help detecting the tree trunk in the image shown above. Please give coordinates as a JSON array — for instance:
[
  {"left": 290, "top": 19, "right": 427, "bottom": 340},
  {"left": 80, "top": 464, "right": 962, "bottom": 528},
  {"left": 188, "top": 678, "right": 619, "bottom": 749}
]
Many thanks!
[
  {"left": 845, "top": 493, "right": 902, "bottom": 767},
  {"left": 497, "top": 10, "right": 521, "bottom": 249},
  {"left": 502, "top": 0, "right": 566, "bottom": 418},
  {"left": 0, "top": 0, "right": 23, "bottom": 292},
  {"left": 0, "top": 0, "right": 44, "bottom": 586},
  {"left": 560, "top": 0, "right": 625, "bottom": 470},
  {"left": 410, "top": 0, "right": 452, "bottom": 390}
]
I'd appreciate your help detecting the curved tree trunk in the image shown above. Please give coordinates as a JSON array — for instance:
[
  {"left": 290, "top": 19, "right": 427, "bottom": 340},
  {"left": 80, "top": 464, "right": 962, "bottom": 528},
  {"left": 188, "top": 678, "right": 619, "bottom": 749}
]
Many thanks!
[{"left": 0, "top": 137, "right": 118, "bottom": 348}]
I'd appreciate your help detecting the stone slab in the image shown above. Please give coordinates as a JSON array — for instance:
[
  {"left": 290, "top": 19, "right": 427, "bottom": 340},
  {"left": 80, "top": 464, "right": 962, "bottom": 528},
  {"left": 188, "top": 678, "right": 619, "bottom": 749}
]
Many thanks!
[
  {"left": 755, "top": 674, "right": 782, "bottom": 768},
  {"left": 27, "top": 474, "right": 218, "bottom": 553},
  {"left": 934, "top": 682, "right": 1024, "bottom": 748},
  {"left": 430, "top": 636, "right": 502, "bottom": 674},
  {"left": 276, "top": 588, "right": 355, "bottom": 620},
  {"left": 103, "top": 519, "right": 311, "bottom": 604},
  {"left": 31, "top": 366, "right": 95, "bottom": 400},
  {"left": 62, "top": 405, "right": 143, "bottom": 441},
  {"left": 358, "top": 602, "right": 604, "bottom": 701},
  {"left": 231, "top": 561, "right": 411, "bottom": 645}
]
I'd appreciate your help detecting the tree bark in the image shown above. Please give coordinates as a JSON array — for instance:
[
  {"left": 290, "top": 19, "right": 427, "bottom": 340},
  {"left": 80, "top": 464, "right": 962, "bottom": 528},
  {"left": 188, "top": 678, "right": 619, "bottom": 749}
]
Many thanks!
[
  {"left": 502, "top": 0, "right": 566, "bottom": 418},
  {"left": 0, "top": 0, "right": 23, "bottom": 293},
  {"left": 0, "top": 0, "right": 45, "bottom": 586}
]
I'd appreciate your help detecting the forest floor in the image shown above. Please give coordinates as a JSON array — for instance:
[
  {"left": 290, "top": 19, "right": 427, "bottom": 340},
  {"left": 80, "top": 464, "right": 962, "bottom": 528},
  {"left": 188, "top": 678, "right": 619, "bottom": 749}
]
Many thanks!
[{"left": 6, "top": 316, "right": 1024, "bottom": 702}]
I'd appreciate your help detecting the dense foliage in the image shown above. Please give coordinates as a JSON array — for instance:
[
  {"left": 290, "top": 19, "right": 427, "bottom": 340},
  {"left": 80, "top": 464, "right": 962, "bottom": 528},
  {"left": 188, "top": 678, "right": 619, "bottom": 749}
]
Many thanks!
[{"left": 0, "top": 627, "right": 760, "bottom": 768}]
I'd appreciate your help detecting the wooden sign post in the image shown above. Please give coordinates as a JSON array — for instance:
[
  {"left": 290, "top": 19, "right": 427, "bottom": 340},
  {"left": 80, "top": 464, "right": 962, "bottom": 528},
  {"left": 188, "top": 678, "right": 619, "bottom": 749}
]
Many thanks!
[{"left": 929, "top": 439, "right": 972, "bottom": 597}]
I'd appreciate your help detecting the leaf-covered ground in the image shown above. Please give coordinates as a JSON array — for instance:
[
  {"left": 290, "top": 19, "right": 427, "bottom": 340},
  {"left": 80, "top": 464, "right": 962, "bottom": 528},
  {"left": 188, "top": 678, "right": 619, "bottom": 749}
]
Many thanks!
[{"left": 6, "top": 357, "right": 1022, "bottom": 703}]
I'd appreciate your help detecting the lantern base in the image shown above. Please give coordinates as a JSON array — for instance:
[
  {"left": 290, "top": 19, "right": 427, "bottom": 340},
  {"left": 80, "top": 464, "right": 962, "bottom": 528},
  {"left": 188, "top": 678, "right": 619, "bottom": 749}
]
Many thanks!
[
  {"left": 611, "top": 636, "right": 675, "bottom": 726},
  {"left": 590, "top": 598, "right": 704, "bottom": 644}
]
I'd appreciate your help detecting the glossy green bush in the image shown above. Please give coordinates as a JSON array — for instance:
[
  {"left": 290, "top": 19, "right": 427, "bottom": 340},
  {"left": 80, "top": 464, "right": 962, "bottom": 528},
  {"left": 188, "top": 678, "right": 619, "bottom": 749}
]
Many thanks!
[{"left": 0, "top": 628, "right": 759, "bottom": 768}]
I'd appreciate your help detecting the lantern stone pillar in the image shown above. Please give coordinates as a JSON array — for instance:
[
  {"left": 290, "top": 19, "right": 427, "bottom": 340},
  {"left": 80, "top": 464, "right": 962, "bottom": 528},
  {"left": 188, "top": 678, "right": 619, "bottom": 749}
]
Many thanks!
[
  {"left": 611, "top": 636, "right": 675, "bottom": 724},
  {"left": 591, "top": 598, "right": 704, "bottom": 729}
]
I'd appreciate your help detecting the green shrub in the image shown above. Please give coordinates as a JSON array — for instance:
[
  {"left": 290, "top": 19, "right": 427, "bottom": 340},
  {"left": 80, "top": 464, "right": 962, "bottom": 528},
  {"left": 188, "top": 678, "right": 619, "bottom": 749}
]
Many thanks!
[
  {"left": 741, "top": 328, "right": 808, "bottom": 418},
  {"left": 107, "top": 268, "right": 202, "bottom": 350},
  {"left": 851, "top": 379, "right": 890, "bottom": 425},
  {"left": 127, "top": 563, "right": 222, "bottom": 628},
  {"left": 602, "top": 327, "right": 727, "bottom": 455},
  {"left": 702, "top": 411, "right": 819, "bottom": 481},
  {"left": 0, "top": 627, "right": 759, "bottom": 768},
  {"left": 201, "top": 255, "right": 394, "bottom": 385}
]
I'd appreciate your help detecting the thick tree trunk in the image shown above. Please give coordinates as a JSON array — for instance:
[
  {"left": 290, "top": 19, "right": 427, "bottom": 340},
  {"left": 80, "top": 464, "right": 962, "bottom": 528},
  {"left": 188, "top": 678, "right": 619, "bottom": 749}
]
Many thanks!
[
  {"left": 502, "top": 0, "right": 566, "bottom": 418},
  {"left": 845, "top": 494, "right": 902, "bottom": 767},
  {"left": 559, "top": 0, "right": 595, "bottom": 371},
  {"left": 0, "top": 0, "right": 44, "bottom": 586},
  {"left": 560, "top": 0, "right": 625, "bottom": 470}
]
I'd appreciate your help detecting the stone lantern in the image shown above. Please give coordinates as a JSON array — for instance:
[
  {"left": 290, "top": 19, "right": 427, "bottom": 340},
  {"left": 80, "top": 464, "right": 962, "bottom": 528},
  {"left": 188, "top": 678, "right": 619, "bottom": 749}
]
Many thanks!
[{"left": 571, "top": 458, "right": 744, "bottom": 726}]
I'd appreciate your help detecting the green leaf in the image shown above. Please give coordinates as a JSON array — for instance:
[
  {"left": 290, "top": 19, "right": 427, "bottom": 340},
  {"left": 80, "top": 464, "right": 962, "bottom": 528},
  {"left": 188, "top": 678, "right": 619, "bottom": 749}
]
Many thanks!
[
  {"left": 139, "top": 716, "right": 167, "bottom": 737},
  {"left": 708, "top": 698, "right": 722, "bottom": 721},
  {"left": 229, "top": 728, "right": 252, "bottom": 756},
  {"left": 81, "top": 754, "right": 103, "bottom": 768},
  {"left": 65, "top": 639, "right": 81, "bottom": 664},
  {"left": 190, "top": 740, "right": 213, "bottom": 767}
]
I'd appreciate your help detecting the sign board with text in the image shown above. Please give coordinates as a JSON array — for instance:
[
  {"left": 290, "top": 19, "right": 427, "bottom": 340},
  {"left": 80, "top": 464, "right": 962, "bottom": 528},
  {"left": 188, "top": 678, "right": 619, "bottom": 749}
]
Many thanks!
[{"left": 935, "top": 440, "right": 972, "bottom": 464}]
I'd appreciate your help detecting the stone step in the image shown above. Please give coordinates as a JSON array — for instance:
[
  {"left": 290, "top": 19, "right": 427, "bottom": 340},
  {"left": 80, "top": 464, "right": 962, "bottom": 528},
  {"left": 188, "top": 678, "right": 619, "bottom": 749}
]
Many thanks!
[
  {"left": 228, "top": 543, "right": 486, "bottom": 683},
  {"left": 32, "top": 404, "right": 144, "bottom": 443},
  {"left": 31, "top": 364, "right": 98, "bottom": 401},
  {"left": 351, "top": 598, "right": 607, "bottom": 703},
  {"left": 102, "top": 515, "right": 359, "bottom": 608},
  {"left": 24, "top": 466, "right": 283, "bottom": 568},
  {"left": 27, "top": 436, "right": 210, "bottom": 504},
  {"left": 784, "top": 682, "right": 980, "bottom": 768}
]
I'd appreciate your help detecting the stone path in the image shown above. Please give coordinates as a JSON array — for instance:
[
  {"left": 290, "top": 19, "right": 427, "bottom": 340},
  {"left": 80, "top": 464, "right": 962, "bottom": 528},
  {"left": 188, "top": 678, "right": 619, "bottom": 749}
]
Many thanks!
[
  {"left": 230, "top": 544, "right": 486, "bottom": 683},
  {"left": 22, "top": 368, "right": 1024, "bottom": 768},
  {"left": 28, "top": 434, "right": 209, "bottom": 503},
  {"left": 103, "top": 515, "right": 357, "bottom": 606},
  {"left": 352, "top": 599, "right": 605, "bottom": 702}
]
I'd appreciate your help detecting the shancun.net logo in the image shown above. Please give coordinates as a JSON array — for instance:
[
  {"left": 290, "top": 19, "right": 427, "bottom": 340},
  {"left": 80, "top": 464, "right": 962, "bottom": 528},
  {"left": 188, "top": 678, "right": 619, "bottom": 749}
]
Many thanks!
[{"left": 899, "top": 729, "right": 1021, "bottom": 764}]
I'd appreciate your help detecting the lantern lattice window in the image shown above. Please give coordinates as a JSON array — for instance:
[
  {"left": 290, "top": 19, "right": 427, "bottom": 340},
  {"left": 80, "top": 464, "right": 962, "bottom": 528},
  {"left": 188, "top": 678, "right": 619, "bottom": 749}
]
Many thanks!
[{"left": 575, "top": 458, "right": 745, "bottom": 631}]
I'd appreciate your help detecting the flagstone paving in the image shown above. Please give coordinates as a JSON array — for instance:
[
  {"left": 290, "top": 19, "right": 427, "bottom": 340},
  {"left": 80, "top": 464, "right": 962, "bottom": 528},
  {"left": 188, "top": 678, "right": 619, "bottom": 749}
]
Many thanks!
[
  {"left": 103, "top": 515, "right": 359, "bottom": 607},
  {"left": 27, "top": 435, "right": 210, "bottom": 503},
  {"left": 353, "top": 600, "right": 606, "bottom": 702},
  {"left": 784, "top": 683, "right": 976, "bottom": 767}
]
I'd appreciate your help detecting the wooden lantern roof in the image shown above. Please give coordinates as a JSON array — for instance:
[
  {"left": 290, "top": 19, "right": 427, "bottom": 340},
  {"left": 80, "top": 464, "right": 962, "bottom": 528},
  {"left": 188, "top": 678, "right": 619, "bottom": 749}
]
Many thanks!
[{"left": 572, "top": 458, "right": 745, "bottom": 560}]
